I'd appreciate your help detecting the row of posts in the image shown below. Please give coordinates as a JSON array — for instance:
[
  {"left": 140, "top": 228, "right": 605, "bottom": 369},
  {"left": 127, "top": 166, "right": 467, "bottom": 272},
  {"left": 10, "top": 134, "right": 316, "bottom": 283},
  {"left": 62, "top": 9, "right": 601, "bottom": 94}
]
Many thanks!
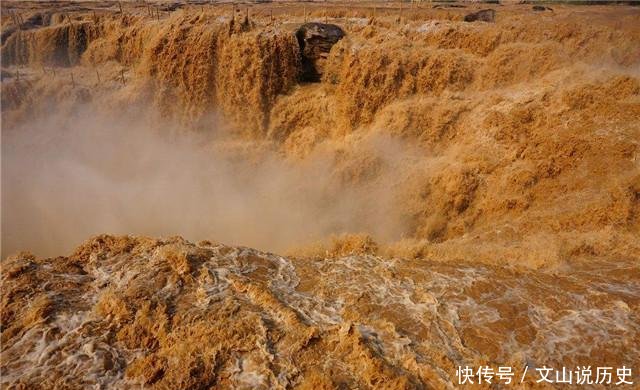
[
  {"left": 111, "top": 1, "right": 423, "bottom": 25},
  {"left": 227, "top": 3, "right": 415, "bottom": 25},
  {"left": 9, "top": 1, "right": 423, "bottom": 34},
  {"left": 12, "top": 65, "right": 127, "bottom": 88},
  {"left": 9, "top": 1, "right": 425, "bottom": 85}
]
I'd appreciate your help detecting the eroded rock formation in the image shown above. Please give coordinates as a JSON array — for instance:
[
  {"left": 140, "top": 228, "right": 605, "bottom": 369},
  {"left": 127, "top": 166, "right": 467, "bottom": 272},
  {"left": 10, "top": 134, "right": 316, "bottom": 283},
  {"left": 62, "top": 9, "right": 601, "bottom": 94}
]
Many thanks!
[{"left": 295, "top": 22, "right": 345, "bottom": 82}]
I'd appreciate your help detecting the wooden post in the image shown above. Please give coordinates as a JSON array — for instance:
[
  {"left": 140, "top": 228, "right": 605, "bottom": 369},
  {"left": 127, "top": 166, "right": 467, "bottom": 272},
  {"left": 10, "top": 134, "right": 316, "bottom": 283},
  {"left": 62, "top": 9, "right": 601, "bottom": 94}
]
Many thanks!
[
  {"left": 303, "top": 5, "right": 307, "bottom": 22},
  {"left": 95, "top": 68, "right": 101, "bottom": 84},
  {"left": 16, "top": 69, "right": 20, "bottom": 82},
  {"left": 156, "top": 7, "right": 160, "bottom": 21},
  {"left": 270, "top": 9, "right": 273, "bottom": 23},
  {"left": 118, "top": 1, "right": 123, "bottom": 14},
  {"left": 324, "top": 7, "right": 327, "bottom": 24},
  {"left": 70, "top": 71, "right": 75, "bottom": 88},
  {"left": 246, "top": 7, "right": 249, "bottom": 24},
  {"left": 93, "top": 10, "right": 97, "bottom": 24},
  {"left": 399, "top": 1, "right": 403, "bottom": 24},
  {"left": 120, "top": 68, "right": 126, "bottom": 85}
]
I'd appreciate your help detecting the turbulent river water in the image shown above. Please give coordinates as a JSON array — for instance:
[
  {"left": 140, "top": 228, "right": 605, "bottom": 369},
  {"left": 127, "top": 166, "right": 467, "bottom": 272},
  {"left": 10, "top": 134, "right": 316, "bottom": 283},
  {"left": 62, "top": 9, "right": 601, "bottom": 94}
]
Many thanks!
[
  {"left": 2, "top": 1, "right": 640, "bottom": 388},
  {"left": 2, "top": 236, "right": 638, "bottom": 388}
]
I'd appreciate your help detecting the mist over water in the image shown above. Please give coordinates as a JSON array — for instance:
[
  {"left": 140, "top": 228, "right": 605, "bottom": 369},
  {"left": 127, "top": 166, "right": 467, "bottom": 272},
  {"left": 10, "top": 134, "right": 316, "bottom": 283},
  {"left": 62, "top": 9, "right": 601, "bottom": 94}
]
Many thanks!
[{"left": 1, "top": 105, "right": 409, "bottom": 258}]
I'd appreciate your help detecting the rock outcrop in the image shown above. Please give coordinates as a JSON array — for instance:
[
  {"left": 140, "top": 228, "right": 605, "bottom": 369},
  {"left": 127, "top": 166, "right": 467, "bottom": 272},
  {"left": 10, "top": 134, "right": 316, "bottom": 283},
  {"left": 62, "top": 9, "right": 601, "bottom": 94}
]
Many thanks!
[
  {"left": 463, "top": 9, "right": 496, "bottom": 22},
  {"left": 295, "top": 22, "right": 345, "bottom": 82},
  {"left": 532, "top": 5, "right": 553, "bottom": 12}
]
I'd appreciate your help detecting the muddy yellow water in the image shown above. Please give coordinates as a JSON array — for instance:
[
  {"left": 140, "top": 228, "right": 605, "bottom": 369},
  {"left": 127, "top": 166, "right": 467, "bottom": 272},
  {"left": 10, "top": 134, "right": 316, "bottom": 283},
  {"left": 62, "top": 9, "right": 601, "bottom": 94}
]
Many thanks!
[
  {"left": 1, "top": 236, "right": 638, "bottom": 388},
  {"left": 2, "top": 1, "right": 640, "bottom": 388}
]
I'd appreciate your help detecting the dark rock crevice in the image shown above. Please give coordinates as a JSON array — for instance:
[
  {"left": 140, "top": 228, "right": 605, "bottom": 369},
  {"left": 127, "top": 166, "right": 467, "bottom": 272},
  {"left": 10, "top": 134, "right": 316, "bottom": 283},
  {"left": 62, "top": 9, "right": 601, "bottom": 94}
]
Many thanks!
[
  {"left": 295, "top": 22, "right": 345, "bottom": 83},
  {"left": 463, "top": 9, "right": 496, "bottom": 23}
]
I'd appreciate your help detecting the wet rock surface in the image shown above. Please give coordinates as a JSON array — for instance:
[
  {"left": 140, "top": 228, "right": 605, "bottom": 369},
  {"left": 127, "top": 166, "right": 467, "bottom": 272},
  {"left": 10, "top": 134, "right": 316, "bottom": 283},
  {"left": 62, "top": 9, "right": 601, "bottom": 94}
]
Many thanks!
[
  {"left": 464, "top": 9, "right": 496, "bottom": 23},
  {"left": 295, "top": 22, "right": 345, "bottom": 82},
  {"left": 532, "top": 5, "right": 554, "bottom": 12}
]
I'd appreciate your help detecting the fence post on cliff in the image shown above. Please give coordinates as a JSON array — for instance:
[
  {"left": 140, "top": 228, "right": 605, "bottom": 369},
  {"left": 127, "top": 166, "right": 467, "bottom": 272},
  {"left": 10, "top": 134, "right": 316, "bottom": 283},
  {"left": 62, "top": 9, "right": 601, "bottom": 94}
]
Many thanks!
[
  {"left": 120, "top": 68, "right": 126, "bottom": 86},
  {"left": 95, "top": 67, "right": 101, "bottom": 84},
  {"left": 70, "top": 71, "right": 75, "bottom": 88}
]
